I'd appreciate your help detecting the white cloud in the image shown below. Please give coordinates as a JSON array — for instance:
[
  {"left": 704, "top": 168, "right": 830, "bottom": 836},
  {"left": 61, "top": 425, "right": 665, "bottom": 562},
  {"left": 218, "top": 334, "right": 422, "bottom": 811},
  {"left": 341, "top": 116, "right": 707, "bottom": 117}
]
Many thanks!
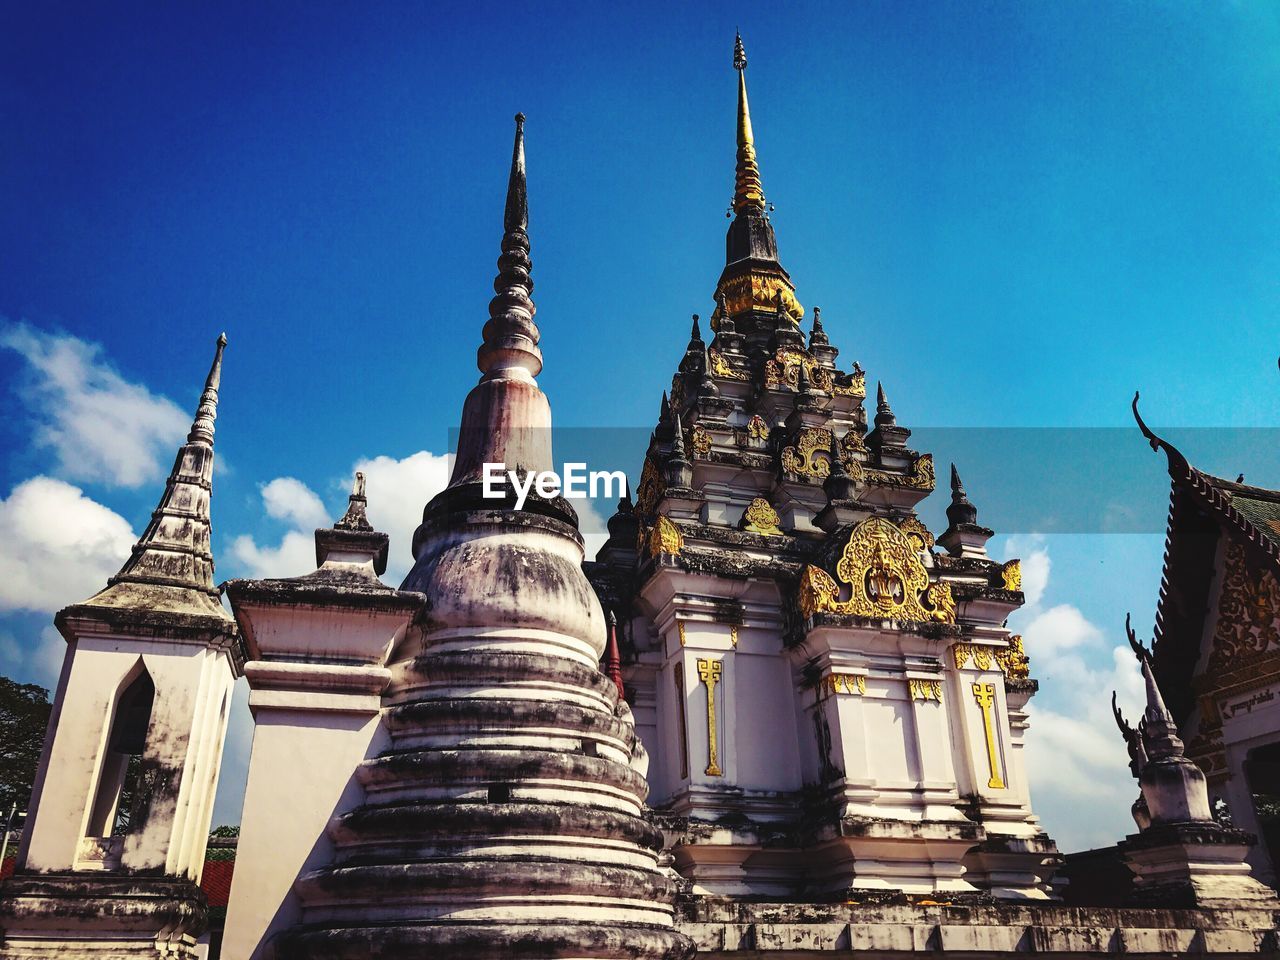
[
  {"left": 353, "top": 451, "right": 453, "bottom": 582},
  {"left": 260, "top": 477, "right": 328, "bottom": 529},
  {"left": 230, "top": 529, "right": 316, "bottom": 580},
  {"left": 0, "top": 322, "right": 189, "bottom": 489},
  {"left": 1005, "top": 534, "right": 1050, "bottom": 607},
  {"left": 228, "top": 451, "right": 454, "bottom": 583},
  {"left": 1004, "top": 536, "right": 1152, "bottom": 852},
  {"left": 0, "top": 476, "right": 136, "bottom": 613}
]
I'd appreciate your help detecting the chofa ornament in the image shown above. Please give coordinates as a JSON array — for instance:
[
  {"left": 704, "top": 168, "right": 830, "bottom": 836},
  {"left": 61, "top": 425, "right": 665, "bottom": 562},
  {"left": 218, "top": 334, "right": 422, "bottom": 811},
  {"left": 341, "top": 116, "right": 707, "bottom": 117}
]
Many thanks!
[{"left": 797, "top": 516, "right": 956, "bottom": 623}]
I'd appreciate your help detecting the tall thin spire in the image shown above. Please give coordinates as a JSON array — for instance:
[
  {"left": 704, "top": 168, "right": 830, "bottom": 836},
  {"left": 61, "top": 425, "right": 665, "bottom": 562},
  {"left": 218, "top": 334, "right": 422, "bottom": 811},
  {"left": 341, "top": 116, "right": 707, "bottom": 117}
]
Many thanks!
[
  {"left": 732, "top": 32, "right": 766, "bottom": 215},
  {"left": 188, "top": 333, "right": 226, "bottom": 446},
  {"left": 70, "top": 335, "right": 233, "bottom": 621},
  {"left": 478, "top": 113, "right": 541, "bottom": 382}
]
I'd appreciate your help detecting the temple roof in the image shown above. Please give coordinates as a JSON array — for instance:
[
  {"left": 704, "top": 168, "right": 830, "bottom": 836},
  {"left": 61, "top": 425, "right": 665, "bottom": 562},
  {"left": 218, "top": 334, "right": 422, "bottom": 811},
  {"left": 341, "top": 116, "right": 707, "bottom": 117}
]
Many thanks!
[{"left": 1133, "top": 392, "right": 1280, "bottom": 721}]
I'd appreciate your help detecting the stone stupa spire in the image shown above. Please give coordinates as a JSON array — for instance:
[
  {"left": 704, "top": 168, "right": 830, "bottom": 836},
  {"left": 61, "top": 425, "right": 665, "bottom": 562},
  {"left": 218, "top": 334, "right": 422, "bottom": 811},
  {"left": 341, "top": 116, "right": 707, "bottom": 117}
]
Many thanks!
[
  {"left": 447, "top": 113, "right": 555, "bottom": 490},
  {"left": 86, "top": 333, "right": 232, "bottom": 621},
  {"left": 277, "top": 115, "right": 693, "bottom": 960}
]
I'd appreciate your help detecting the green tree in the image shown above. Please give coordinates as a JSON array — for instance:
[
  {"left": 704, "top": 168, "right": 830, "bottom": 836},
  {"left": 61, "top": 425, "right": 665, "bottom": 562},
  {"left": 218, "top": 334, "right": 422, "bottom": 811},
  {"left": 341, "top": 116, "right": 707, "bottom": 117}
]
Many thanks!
[{"left": 0, "top": 676, "right": 52, "bottom": 812}]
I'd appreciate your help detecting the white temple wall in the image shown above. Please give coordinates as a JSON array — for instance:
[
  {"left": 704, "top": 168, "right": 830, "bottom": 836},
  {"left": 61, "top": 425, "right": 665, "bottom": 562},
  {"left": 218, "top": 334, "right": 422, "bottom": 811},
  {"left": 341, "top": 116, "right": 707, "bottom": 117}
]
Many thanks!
[
  {"left": 223, "top": 702, "right": 388, "bottom": 960},
  {"left": 19, "top": 636, "right": 233, "bottom": 880}
]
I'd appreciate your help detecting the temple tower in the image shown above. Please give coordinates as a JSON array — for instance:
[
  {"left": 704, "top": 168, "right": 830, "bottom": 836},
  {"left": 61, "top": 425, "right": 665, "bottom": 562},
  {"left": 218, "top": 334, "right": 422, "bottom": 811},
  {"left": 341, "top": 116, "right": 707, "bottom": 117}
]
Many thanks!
[
  {"left": 589, "top": 36, "right": 1058, "bottom": 901},
  {"left": 273, "top": 116, "right": 693, "bottom": 960},
  {"left": 0, "top": 337, "right": 242, "bottom": 958}
]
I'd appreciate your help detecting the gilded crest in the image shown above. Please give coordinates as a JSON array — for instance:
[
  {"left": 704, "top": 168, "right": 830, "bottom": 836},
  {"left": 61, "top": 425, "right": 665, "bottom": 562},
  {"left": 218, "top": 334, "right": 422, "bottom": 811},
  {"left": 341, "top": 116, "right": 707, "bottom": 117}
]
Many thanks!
[
  {"left": 647, "top": 515, "right": 684, "bottom": 558},
  {"left": 994, "top": 635, "right": 1031, "bottom": 680},
  {"left": 796, "top": 516, "right": 957, "bottom": 623},
  {"left": 747, "top": 415, "right": 770, "bottom": 441},
  {"left": 740, "top": 497, "right": 783, "bottom": 536},
  {"left": 1001, "top": 560, "right": 1022, "bottom": 592}
]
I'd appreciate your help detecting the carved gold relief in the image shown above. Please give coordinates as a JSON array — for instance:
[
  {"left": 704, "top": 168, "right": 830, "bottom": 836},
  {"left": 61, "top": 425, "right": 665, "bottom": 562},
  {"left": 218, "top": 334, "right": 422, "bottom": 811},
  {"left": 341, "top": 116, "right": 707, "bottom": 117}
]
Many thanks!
[
  {"left": 696, "top": 657, "right": 723, "bottom": 777},
  {"left": 864, "top": 453, "right": 936, "bottom": 492},
  {"left": 1001, "top": 560, "right": 1022, "bottom": 592},
  {"left": 729, "top": 625, "right": 738, "bottom": 648},
  {"left": 763, "top": 348, "right": 834, "bottom": 393},
  {"left": 708, "top": 348, "right": 747, "bottom": 380},
  {"left": 909, "top": 679, "right": 943, "bottom": 702},
  {"left": 677, "top": 620, "right": 687, "bottom": 647},
  {"left": 832, "top": 369, "right": 867, "bottom": 398},
  {"left": 994, "top": 635, "right": 1031, "bottom": 680},
  {"left": 1209, "top": 541, "right": 1280, "bottom": 675},
  {"left": 741, "top": 497, "right": 783, "bottom": 536},
  {"left": 899, "top": 517, "right": 935, "bottom": 552},
  {"left": 954, "top": 643, "right": 994, "bottom": 671},
  {"left": 781, "top": 427, "right": 833, "bottom": 479},
  {"left": 840, "top": 430, "right": 867, "bottom": 457},
  {"left": 635, "top": 456, "right": 664, "bottom": 519},
  {"left": 796, "top": 517, "right": 958, "bottom": 624},
  {"left": 747, "top": 415, "right": 769, "bottom": 441},
  {"left": 717, "top": 272, "right": 804, "bottom": 323},
  {"left": 971, "top": 682, "right": 1006, "bottom": 789},
  {"left": 669, "top": 376, "right": 686, "bottom": 416},
  {"left": 689, "top": 426, "right": 712, "bottom": 457},
  {"left": 647, "top": 515, "right": 683, "bottom": 558},
  {"left": 821, "top": 672, "right": 867, "bottom": 697}
]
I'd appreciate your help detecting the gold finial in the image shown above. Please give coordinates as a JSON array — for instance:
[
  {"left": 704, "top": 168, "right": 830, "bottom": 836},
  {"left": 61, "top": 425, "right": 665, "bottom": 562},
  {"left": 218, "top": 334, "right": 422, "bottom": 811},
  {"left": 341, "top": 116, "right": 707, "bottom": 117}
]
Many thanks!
[{"left": 732, "top": 32, "right": 766, "bottom": 215}]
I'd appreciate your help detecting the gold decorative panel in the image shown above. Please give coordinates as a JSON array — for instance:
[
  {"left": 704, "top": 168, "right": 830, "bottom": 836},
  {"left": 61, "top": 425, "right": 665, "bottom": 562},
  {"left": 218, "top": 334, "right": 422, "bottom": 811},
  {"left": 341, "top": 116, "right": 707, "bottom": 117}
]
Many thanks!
[
  {"left": 781, "top": 427, "right": 834, "bottom": 479},
  {"left": 717, "top": 272, "right": 804, "bottom": 323},
  {"left": 647, "top": 515, "right": 683, "bottom": 558},
  {"left": 696, "top": 658, "right": 723, "bottom": 777},
  {"left": 635, "top": 456, "right": 664, "bottom": 519},
  {"left": 1209, "top": 541, "right": 1280, "bottom": 675},
  {"left": 820, "top": 672, "right": 867, "bottom": 697},
  {"left": 708, "top": 348, "right": 747, "bottom": 380},
  {"left": 953, "top": 643, "right": 994, "bottom": 671},
  {"left": 909, "top": 679, "right": 943, "bottom": 702},
  {"left": 689, "top": 426, "right": 712, "bottom": 456},
  {"left": 1001, "top": 560, "right": 1022, "bottom": 592},
  {"left": 797, "top": 517, "right": 957, "bottom": 623},
  {"left": 741, "top": 497, "right": 783, "bottom": 536},
  {"left": 971, "top": 682, "right": 1006, "bottom": 789}
]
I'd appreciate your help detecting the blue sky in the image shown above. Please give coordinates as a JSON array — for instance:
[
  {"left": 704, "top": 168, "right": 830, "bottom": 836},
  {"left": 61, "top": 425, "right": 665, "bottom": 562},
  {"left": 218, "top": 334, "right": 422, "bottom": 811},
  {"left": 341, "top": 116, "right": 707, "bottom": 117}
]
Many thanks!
[{"left": 1, "top": 1, "right": 1278, "bottom": 849}]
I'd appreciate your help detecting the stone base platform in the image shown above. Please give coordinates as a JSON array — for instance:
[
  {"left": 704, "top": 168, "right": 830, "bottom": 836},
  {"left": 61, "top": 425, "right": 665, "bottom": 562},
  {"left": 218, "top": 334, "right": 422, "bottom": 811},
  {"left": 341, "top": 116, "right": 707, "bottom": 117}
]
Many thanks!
[
  {"left": 0, "top": 873, "right": 207, "bottom": 959},
  {"left": 678, "top": 897, "right": 1280, "bottom": 957}
]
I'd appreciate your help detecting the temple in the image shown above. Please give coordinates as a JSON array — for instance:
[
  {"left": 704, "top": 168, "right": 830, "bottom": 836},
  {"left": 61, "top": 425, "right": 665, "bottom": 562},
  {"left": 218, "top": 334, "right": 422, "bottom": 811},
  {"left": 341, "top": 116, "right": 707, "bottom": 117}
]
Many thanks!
[
  {"left": 588, "top": 31, "right": 1054, "bottom": 903},
  {"left": 5, "top": 34, "right": 1280, "bottom": 960}
]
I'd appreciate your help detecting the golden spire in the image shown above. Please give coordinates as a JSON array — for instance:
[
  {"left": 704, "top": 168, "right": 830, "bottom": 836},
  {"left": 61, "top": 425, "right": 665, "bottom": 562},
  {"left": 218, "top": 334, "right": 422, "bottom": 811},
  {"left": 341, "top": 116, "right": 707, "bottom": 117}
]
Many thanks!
[{"left": 732, "top": 32, "right": 766, "bottom": 215}]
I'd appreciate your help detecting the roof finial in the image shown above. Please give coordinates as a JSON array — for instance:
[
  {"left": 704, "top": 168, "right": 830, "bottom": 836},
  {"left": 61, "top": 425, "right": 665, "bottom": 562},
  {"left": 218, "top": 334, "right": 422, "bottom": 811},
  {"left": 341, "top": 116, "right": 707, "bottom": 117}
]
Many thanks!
[
  {"left": 824, "top": 431, "right": 857, "bottom": 502},
  {"left": 334, "top": 471, "right": 374, "bottom": 532},
  {"left": 809, "top": 305, "right": 829, "bottom": 347},
  {"left": 478, "top": 113, "right": 541, "bottom": 381},
  {"left": 690, "top": 314, "right": 702, "bottom": 343},
  {"left": 731, "top": 33, "right": 766, "bottom": 215},
  {"left": 875, "top": 381, "right": 897, "bottom": 427},
  {"left": 187, "top": 333, "right": 227, "bottom": 446},
  {"left": 1131, "top": 390, "right": 1189, "bottom": 479},
  {"left": 947, "top": 463, "right": 979, "bottom": 527}
]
